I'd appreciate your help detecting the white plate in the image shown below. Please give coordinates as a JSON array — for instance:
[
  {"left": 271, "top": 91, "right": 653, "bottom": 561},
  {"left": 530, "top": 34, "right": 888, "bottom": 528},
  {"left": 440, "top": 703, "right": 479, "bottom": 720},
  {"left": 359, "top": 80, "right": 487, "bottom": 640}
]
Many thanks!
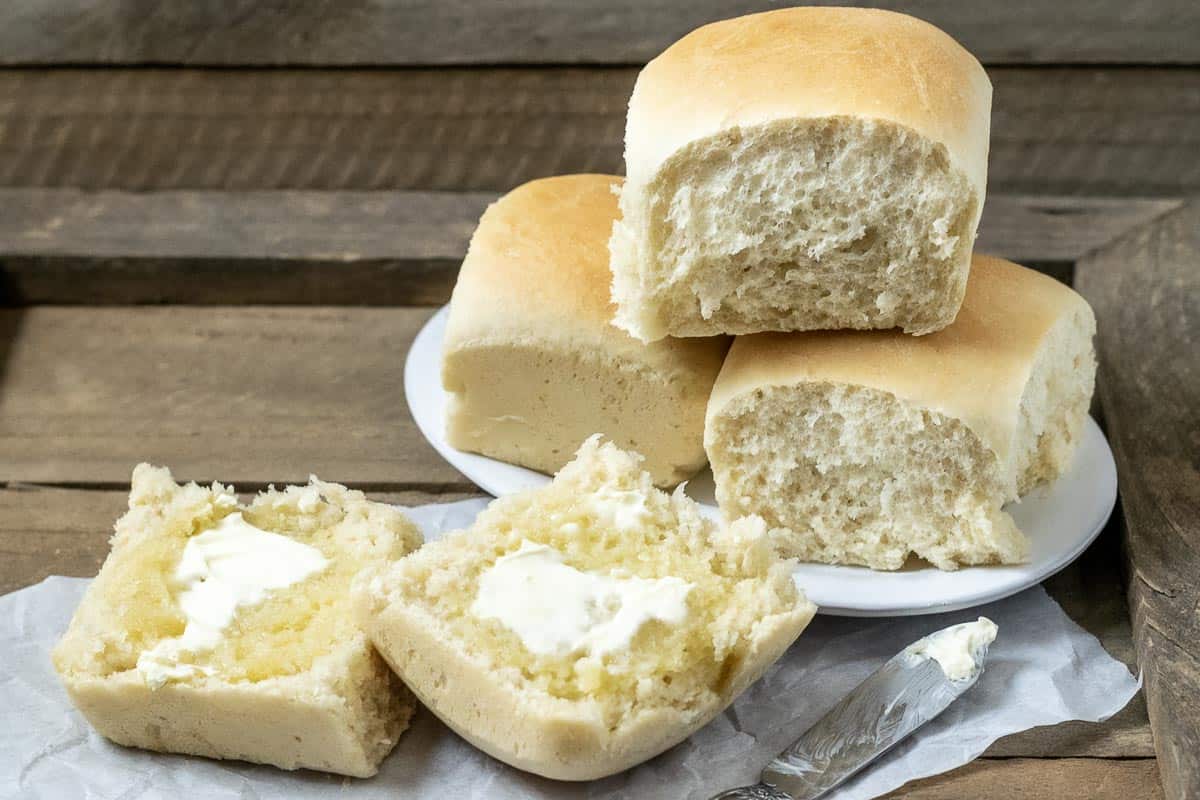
[{"left": 406, "top": 306, "right": 1118, "bottom": 617}]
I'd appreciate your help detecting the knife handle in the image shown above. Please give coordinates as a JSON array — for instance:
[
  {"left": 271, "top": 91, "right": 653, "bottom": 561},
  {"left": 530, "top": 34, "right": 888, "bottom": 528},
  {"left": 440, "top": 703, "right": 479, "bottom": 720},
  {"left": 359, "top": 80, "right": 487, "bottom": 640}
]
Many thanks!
[{"left": 709, "top": 784, "right": 793, "bottom": 799}]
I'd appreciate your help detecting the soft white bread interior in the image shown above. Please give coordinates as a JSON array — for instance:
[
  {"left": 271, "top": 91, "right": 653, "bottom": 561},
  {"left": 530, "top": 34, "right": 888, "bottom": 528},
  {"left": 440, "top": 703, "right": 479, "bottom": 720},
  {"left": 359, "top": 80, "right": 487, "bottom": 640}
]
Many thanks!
[
  {"left": 355, "top": 437, "right": 815, "bottom": 780},
  {"left": 52, "top": 465, "right": 422, "bottom": 777},
  {"left": 443, "top": 174, "right": 729, "bottom": 486},
  {"left": 610, "top": 7, "right": 992, "bottom": 341},
  {"left": 705, "top": 255, "right": 1097, "bottom": 570}
]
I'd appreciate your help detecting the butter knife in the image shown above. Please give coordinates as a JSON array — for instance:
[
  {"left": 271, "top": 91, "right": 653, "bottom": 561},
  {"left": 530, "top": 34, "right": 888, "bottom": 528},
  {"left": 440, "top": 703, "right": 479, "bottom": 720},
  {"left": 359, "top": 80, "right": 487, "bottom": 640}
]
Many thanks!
[{"left": 711, "top": 617, "right": 997, "bottom": 800}]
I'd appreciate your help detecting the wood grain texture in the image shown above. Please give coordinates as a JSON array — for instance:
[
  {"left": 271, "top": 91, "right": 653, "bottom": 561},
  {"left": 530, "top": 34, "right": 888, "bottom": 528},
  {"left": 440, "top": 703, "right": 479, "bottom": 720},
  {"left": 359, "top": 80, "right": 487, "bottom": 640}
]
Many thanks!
[
  {"left": 0, "top": 189, "right": 490, "bottom": 261},
  {"left": 0, "top": 484, "right": 1151, "bottom": 760},
  {"left": 0, "top": 189, "right": 1180, "bottom": 306},
  {"left": 986, "top": 515, "right": 1152, "bottom": 759},
  {"left": 976, "top": 196, "right": 1182, "bottom": 263},
  {"left": 878, "top": 757, "right": 1162, "bottom": 800},
  {"left": 0, "top": 189, "right": 493, "bottom": 305},
  {"left": 0, "top": 306, "right": 471, "bottom": 488},
  {"left": 1, "top": 1, "right": 1197, "bottom": 65},
  {"left": 1075, "top": 201, "right": 1200, "bottom": 800},
  {"left": 0, "top": 68, "right": 630, "bottom": 192},
  {"left": 0, "top": 68, "right": 1197, "bottom": 196},
  {"left": 0, "top": 485, "right": 123, "bottom": 594}
]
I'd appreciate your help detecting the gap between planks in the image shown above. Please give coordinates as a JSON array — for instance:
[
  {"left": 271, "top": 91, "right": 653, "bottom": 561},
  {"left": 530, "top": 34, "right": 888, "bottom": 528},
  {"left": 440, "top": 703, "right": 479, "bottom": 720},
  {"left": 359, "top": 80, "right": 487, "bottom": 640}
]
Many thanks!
[{"left": 0, "top": 189, "right": 1182, "bottom": 306}]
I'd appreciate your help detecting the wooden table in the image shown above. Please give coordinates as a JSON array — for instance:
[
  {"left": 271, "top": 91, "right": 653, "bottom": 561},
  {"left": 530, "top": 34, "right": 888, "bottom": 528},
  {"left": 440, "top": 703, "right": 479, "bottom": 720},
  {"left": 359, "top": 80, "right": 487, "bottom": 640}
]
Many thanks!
[{"left": 0, "top": 3, "right": 1196, "bottom": 798}]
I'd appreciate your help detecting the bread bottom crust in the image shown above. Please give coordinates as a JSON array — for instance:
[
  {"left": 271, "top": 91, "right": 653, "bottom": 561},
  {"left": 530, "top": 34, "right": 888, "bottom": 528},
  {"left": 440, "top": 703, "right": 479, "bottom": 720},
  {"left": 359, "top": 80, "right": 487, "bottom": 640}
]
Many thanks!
[{"left": 61, "top": 642, "right": 412, "bottom": 778}]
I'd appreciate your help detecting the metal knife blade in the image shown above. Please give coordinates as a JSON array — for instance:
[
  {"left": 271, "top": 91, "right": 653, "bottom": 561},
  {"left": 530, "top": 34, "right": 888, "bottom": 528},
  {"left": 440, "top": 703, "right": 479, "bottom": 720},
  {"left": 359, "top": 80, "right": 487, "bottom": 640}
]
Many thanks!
[{"left": 711, "top": 618, "right": 996, "bottom": 800}]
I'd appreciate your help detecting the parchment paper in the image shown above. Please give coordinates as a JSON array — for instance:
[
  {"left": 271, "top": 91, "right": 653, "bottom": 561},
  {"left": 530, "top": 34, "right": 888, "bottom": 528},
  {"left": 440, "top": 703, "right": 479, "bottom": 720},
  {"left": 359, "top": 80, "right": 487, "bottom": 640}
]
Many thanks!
[{"left": 2, "top": 499, "right": 1139, "bottom": 799}]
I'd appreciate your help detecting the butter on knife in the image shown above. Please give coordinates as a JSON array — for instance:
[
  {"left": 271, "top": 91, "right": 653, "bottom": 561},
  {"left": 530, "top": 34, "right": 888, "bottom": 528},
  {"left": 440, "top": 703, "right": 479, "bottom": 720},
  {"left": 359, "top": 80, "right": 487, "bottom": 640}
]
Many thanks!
[{"left": 713, "top": 618, "right": 998, "bottom": 800}]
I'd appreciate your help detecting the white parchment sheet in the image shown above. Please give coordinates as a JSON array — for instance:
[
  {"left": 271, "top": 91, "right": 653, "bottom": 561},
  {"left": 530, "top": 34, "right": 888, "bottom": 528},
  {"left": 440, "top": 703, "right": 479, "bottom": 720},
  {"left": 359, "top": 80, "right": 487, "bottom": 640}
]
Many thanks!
[{"left": 2, "top": 499, "right": 1139, "bottom": 800}]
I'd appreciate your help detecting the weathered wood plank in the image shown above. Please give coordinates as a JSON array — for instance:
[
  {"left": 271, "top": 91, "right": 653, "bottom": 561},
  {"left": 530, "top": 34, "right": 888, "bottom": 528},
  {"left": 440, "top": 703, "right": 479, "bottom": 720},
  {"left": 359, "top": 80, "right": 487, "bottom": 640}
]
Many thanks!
[
  {"left": 0, "top": 189, "right": 493, "bottom": 305},
  {"left": 0, "top": 485, "right": 1151, "bottom": 760},
  {"left": 0, "top": 306, "right": 471, "bottom": 488},
  {"left": 977, "top": 196, "right": 1182, "bottom": 264},
  {"left": 0, "top": 189, "right": 490, "bottom": 262},
  {"left": 984, "top": 698, "right": 1152, "bottom": 759},
  {"left": 1, "top": 1, "right": 1197, "bottom": 66},
  {"left": 0, "top": 189, "right": 1180, "bottom": 306},
  {"left": 986, "top": 515, "right": 1153, "bottom": 759},
  {"left": 1075, "top": 201, "right": 1200, "bottom": 800},
  {"left": 0, "top": 68, "right": 1196, "bottom": 196},
  {"left": 0, "top": 485, "right": 123, "bottom": 594},
  {"left": 0, "top": 68, "right": 630, "bottom": 193},
  {"left": 878, "top": 757, "right": 1162, "bottom": 800}
]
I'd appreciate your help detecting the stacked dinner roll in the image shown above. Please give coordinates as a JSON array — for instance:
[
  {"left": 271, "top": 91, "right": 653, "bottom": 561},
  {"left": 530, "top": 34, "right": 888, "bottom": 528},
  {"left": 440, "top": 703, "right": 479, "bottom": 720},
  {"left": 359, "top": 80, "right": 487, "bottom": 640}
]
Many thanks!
[
  {"left": 443, "top": 5, "right": 1097, "bottom": 577},
  {"left": 610, "top": 7, "right": 992, "bottom": 341},
  {"left": 442, "top": 174, "right": 729, "bottom": 487},
  {"left": 705, "top": 255, "right": 1096, "bottom": 571}
]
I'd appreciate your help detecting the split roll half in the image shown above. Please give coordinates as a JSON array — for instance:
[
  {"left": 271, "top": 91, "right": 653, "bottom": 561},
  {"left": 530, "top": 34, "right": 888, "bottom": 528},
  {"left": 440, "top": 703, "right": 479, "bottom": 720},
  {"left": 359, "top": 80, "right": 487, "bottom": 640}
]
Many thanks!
[{"left": 356, "top": 437, "right": 816, "bottom": 780}]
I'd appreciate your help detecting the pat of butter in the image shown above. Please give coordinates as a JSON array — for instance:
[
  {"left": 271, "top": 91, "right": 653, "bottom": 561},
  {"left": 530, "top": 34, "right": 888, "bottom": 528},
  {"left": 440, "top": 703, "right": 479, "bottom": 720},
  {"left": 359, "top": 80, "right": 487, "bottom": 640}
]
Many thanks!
[
  {"left": 585, "top": 485, "right": 653, "bottom": 532},
  {"left": 136, "top": 511, "right": 329, "bottom": 688},
  {"left": 471, "top": 540, "right": 692, "bottom": 658},
  {"left": 908, "top": 617, "right": 998, "bottom": 681}
]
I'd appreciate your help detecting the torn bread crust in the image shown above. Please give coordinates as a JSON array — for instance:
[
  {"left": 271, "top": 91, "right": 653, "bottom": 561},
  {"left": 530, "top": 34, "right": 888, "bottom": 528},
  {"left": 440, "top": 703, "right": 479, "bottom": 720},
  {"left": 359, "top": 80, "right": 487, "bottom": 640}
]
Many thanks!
[{"left": 705, "top": 255, "right": 1097, "bottom": 571}]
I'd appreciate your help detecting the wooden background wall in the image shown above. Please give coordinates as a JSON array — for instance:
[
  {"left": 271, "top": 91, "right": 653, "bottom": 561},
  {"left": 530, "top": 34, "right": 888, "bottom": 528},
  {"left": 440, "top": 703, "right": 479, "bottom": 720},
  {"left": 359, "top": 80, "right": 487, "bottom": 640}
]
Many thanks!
[{"left": 0, "top": 1, "right": 1197, "bottom": 200}]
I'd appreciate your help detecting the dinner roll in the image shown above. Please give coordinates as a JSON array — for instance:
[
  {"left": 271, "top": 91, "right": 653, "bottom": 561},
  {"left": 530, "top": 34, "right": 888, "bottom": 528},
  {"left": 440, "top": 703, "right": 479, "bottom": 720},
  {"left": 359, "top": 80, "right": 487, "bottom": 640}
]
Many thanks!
[
  {"left": 53, "top": 465, "right": 422, "bottom": 776},
  {"left": 610, "top": 7, "right": 992, "bottom": 341},
  {"left": 442, "top": 174, "right": 729, "bottom": 486},
  {"left": 355, "top": 436, "right": 815, "bottom": 780},
  {"left": 705, "top": 256, "right": 1097, "bottom": 571}
]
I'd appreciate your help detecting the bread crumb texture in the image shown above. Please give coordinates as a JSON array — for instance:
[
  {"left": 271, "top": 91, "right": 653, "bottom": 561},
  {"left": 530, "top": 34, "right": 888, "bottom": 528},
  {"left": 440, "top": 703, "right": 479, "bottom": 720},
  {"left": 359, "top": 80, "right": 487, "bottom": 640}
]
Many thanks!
[
  {"left": 53, "top": 465, "right": 421, "bottom": 684},
  {"left": 706, "top": 297, "right": 1095, "bottom": 571},
  {"left": 612, "top": 117, "right": 975, "bottom": 341},
  {"left": 709, "top": 383, "right": 1026, "bottom": 571}
]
